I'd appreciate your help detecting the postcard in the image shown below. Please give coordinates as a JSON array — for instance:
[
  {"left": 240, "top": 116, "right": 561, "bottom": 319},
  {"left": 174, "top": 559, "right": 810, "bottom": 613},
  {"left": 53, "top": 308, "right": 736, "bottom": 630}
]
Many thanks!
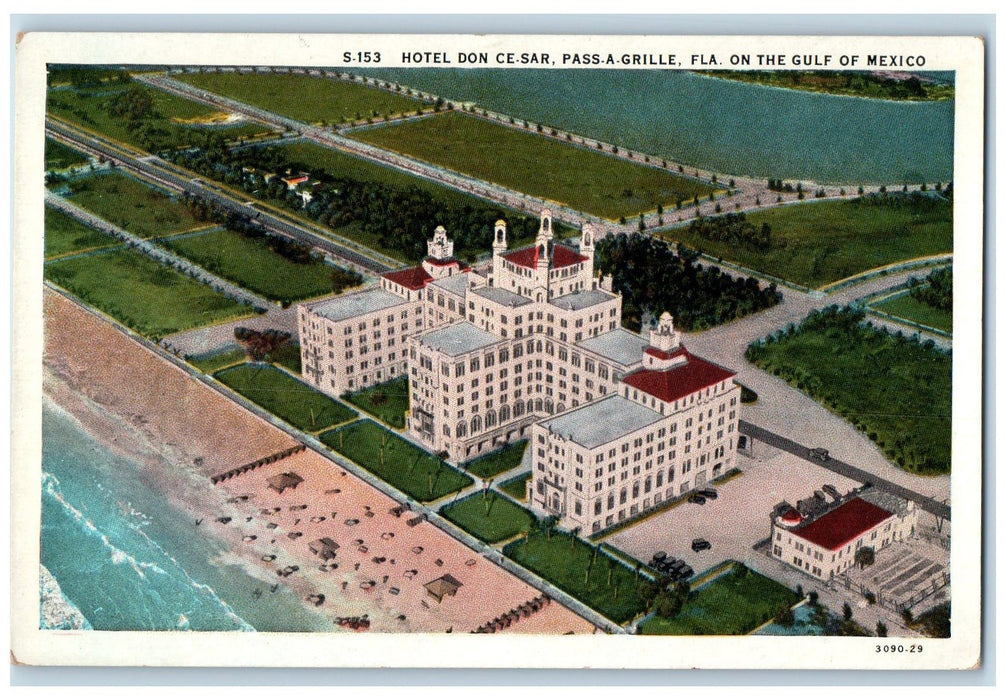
[{"left": 11, "top": 32, "right": 984, "bottom": 669}]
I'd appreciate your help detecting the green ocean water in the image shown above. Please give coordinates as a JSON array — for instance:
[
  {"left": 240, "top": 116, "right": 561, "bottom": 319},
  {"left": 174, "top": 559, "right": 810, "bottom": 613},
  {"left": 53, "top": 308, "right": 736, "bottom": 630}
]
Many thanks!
[{"left": 40, "top": 397, "right": 330, "bottom": 632}]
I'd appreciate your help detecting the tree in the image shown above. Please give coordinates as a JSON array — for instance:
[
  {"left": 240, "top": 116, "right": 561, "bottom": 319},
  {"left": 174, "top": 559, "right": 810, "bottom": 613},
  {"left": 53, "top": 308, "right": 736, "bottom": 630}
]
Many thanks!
[
  {"left": 876, "top": 620, "right": 888, "bottom": 637},
  {"left": 843, "top": 602, "right": 853, "bottom": 621},
  {"left": 855, "top": 546, "right": 876, "bottom": 569},
  {"left": 774, "top": 604, "right": 795, "bottom": 627}
]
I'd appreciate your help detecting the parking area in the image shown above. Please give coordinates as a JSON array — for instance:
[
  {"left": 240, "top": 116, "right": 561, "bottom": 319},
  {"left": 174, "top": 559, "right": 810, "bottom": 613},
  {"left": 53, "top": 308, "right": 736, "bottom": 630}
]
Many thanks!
[{"left": 605, "top": 446, "right": 862, "bottom": 577}]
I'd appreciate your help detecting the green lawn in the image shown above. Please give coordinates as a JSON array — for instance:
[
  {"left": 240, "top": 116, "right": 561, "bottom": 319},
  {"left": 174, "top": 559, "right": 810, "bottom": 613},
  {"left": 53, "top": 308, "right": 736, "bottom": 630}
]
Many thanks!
[
  {"left": 666, "top": 197, "right": 953, "bottom": 289},
  {"left": 160, "top": 228, "right": 337, "bottom": 303},
  {"left": 44, "top": 206, "right": 118, "bottom": 259},
  {"left": 440, "top": 491, "right": 538, "bottom": 543},
  {"left": 47, "top": 82, "right": 273, "bottom": 152},
  {"left": 746, "top": 306, "right": 951, "bottom": 474},
  {"left": 44, "top": 248, "right": 254, "bottom": 339},
  {"left": 319, "top": 420, "right": 473, "bottom": 502},
  {"left": 342, "top": 375, "right": 410, "bottom": 429},
  {"left": 215, "top": 363, "right": 356, "bottom": 432},
  {"left": 45, "top": 138, "right": 90, "bottom": 170},
  {"left": 271, "top": 140, "right": 486, "bottom": 209},
  {"left": 498, "top": 472, "right": 531, "bottom": 502},
  {"left": 352, "top": 111, "right": 715, "bottom": 220},
  {"left": 65, "top": 172, "right": 203, "bottom": 238},
  {"left": 175, "top": 72, "right": 421, "bottom": 125},
  {"left": 460, "top": 440, "right": 528, "bottom": 480},
  {"left": 503, "top": 531, "right": 649, "bottom": 624},
  {"left": 640, "top": 563, "right": 800, "bottom": 635},
  {"left": 872, "top": 291, "right": 952, "bottom": 334},
  {"left": 188, "top": 346, "right": 248, "bottom": 374}
]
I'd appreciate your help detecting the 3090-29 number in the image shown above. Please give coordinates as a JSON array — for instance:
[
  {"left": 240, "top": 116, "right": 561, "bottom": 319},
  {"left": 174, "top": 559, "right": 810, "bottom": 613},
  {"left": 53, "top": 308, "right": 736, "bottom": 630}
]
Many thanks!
[{"left": 875, "top": 644, "right": 923, "bottom": 653}]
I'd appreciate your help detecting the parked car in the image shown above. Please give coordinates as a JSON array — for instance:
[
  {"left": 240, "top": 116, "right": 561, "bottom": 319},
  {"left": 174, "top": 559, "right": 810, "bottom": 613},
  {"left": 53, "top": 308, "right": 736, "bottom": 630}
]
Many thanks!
[
  {"left": 678, "top": 565, "right": 694, "bottom": 579},
  {"left": 810, "top": 447, "right": 830, "bottom": 462},
  {"left": 688, "top": 493, "right": 706, "bottom": 505},
  {"left": 691, "top": 538, "right": 712, "bottom": 552},
  {"left": 698, "top": 488, "right": 718, "bottom": 499}
]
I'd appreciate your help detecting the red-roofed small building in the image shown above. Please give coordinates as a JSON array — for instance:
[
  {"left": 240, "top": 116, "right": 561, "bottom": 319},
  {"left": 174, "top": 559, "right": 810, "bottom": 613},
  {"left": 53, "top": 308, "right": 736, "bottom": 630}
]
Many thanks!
[{"left": 770, "top": 489, "right": 919, "bottom": 581}]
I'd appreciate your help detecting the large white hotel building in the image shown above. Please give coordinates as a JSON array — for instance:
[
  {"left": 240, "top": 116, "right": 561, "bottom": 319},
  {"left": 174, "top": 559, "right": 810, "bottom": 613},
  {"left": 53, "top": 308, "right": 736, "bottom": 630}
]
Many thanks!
[{"left": 299, "top": 211, "right": 741, "bottom": 532}]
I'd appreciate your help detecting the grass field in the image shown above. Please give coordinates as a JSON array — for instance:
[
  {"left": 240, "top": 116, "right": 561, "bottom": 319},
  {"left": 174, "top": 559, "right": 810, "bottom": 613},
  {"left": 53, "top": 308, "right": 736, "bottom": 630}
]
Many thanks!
[
  {"left": 215, "top": 364, "right": 356, "bottom": 432},
  {"left": 188, "top": 346, "right": 248, "bottom": 374},
  {"left": 872, "top": 291, "right": 953, "bottom": 334},
  {"left": 65, "top": 172, "right": 203, "bottom": 238},
  {"left": 440, "top": 491, "right": 538, "bottom": 544},
  {"left": 498, "top": 472, "right": 531, "bottom": 502},
  {"left": 352, "top": 111, "right": 715, "bottom": 220},
  {"left": 342, "top": 376, "right": 410, "bottom": 429},
  {"left": 175, "top": 72, "right": 421, "bottom": 125},
  {"left": 460, "top": 440, "right": 528, "bottom": 480},
  {"left": 747, "top": 306, "right": 951, "bottom": 474},
  {"left": 503, "top": 531, "right": 648, "bottom": 624},
  {"left": 160, "top": 228, "right": 337, "bottom": 302},
  {"left": 47, "top": 83, "right": 272, "bottom": 152},
  {"left": 639, "top": 563, "right": 800, "bottom": 635},
  {"left": 45, "top": 138, "right": 90, "bottom": 170},
  {"left": 320, "top": 420, "right": 473, "bottom": 502},
  {"left": 44, "top": 248, "right": 254, "bottom": 339},
  {"left": 271, "top": 140, "right": 488, "bottom": 209},
  {"left": 666, "top": 197, "right": 953, "bottom": 289},
  {"left": 44, "top": 206, "right": 118, "bottom": 259}
]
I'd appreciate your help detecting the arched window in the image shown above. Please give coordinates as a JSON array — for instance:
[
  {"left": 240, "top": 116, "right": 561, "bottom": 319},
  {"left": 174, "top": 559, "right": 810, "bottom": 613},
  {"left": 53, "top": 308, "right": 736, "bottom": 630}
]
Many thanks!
[
  {"left": 456, "top": 421, "right": 467, "bottom": 438},
  {"left": 544, "top": 399, "right": 554, "bottom": 414},
  {"left": 471, "top": 415, "right": 482, "bottom": 433},
  {"left": 486, "top": 409, "right": 496, "bottom": 428},
  {"left": 556, "top": 403, "right": 565, "bottom": 413},
  {"left": 535, "top": 398, "right": 543, "bottom": 412},
  {"left": 514, "top": 401, "right": 524, "bottom": 417},
  {"left": 499, "top": 405, "right": 511, "bottom": 423}
]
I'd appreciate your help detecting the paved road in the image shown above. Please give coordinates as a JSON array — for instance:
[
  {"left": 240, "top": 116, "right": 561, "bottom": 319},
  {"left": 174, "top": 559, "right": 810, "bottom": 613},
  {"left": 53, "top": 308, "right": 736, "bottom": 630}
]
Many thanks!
[
  {"left": 46, "top": 119, "right": 396, "bottom": 275},
  {"left": 739, "top": 421, "right": 950, "bottom": 520},
  {"left": 682, "top": 264, "right": 952, "bottom": 506}
]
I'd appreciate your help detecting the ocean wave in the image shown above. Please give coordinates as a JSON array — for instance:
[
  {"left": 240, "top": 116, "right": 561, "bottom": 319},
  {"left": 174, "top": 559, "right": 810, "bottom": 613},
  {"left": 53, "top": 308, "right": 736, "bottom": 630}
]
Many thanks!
[
  {"left": 39, "top": 565, "right": 93, "bottom": 631},
  {"left": 43, "top": 470, "right": 255, "bottom": 632},
  {"left": 130, "top": 520, "right": 255, "bottom": 632},
  {"left": 42, "top": 471, "right": 167, "bottom": 581}
]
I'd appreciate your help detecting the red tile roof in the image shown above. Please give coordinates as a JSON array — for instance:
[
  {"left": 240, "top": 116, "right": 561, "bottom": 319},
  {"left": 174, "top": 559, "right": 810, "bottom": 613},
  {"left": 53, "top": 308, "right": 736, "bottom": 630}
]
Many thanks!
[
  {"left": 424, "top": 257, "right": 462, "bottom": 268},
  {"left": 503, "top": 243, "right": 587, "bottom": 270},
  {"left": 621, "top": 350, "right": 735, "bottom": 403},
  {"left": 644, "top": 346, "right": 687, "bottom": 361},
  {"left": 382, "top": 265, "right": 433, "bottom": 291},
  {"left": 780, "top": 507, "right": 803, "bottom": 525},
  {"left": 792, "top": 498, "right": 893, "bottom": 551}
]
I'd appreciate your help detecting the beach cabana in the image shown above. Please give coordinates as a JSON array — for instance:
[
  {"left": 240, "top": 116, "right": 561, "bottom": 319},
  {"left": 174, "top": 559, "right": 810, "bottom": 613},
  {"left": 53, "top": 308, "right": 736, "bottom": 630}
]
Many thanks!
[
  {"left": 308, "top": 537, "right": 339, "bottom": 561},
  {"left": 423, "top": 574, "right": 462, "bottom": 603},
  {"left": 267, "top": 472, "right": 304, "bottom": 494}
]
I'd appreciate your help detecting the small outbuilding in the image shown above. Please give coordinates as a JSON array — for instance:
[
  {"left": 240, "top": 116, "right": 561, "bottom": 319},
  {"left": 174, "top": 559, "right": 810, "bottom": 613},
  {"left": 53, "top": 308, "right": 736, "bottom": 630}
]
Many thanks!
[
  {"left": 267, "top": 472, "right": 304, "bottom": 494},
  {"left": 423, "top": 574, "right": 463, "bottom": 603},
  {"left": 308, "top": 537, "right": 340, "bottom": 561}
]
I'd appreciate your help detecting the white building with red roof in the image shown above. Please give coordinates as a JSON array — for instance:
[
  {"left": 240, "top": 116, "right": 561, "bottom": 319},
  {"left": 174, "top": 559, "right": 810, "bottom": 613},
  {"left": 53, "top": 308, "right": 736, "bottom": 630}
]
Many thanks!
[
  {"left": 298, "top": 210, "right": 742, "bottom": 532},
  {"left": 770, "top": 487, "right": 919, "bottom": 581}
]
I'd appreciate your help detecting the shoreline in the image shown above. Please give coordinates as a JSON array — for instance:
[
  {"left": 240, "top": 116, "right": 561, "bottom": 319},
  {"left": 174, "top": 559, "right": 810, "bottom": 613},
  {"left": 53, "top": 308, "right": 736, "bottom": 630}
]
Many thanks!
[{"left": 42, "top": 288, "right": 594, "bottom": 634}]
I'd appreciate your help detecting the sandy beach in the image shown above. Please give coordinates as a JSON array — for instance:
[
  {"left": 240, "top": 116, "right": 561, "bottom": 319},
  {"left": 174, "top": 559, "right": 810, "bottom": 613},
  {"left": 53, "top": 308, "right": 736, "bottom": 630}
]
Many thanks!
[{"left": 43, "top": 289, "right": 594, "bottom": 634}]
